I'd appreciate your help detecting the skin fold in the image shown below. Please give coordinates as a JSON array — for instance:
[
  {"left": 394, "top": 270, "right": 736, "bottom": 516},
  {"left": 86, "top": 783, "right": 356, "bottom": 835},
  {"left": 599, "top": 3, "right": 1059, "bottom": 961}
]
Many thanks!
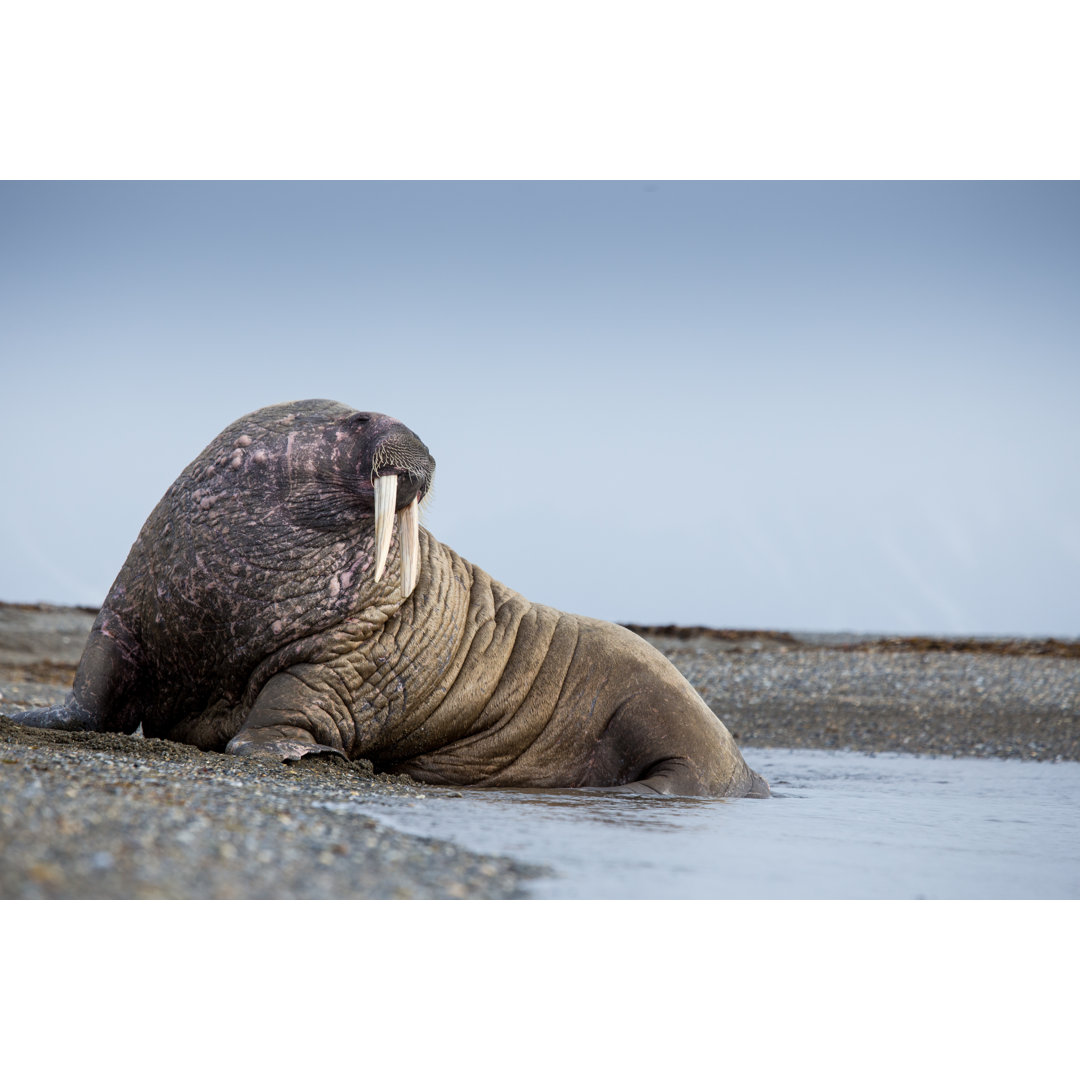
[{"left": 9, "top": 400, "right": 769, "bottom": 798}]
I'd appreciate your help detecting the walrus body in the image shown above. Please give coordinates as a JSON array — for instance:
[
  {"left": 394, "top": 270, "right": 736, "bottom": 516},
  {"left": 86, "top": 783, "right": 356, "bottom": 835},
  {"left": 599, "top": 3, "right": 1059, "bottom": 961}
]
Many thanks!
[{"left": 11, "top": 400, "right": 768, "bottom": 797}]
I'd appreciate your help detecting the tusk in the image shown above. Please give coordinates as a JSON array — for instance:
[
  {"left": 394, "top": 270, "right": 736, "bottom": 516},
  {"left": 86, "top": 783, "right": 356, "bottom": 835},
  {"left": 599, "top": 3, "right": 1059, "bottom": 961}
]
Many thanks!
[
  {"left": 373, "top": 473, "right": 398, "bottom": 582},
  {"left": 398, "top": 495, "right": 420, "bottom": 597}
]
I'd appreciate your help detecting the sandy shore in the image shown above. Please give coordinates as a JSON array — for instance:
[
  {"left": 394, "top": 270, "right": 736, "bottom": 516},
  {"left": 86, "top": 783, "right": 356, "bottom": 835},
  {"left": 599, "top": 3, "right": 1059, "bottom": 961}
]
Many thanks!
[{"left": 1, "top": 602, "right": 1076, "bottom": 899}]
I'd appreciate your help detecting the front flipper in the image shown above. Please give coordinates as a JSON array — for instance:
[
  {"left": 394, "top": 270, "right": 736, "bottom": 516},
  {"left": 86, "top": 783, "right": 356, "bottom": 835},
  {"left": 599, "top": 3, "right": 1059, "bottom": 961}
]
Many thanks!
[
  {"left": 7, "top": 626, "right": 147, "bottom": 736},
  {"left": 225, "top": 668, "right": 350, "bottom": 763},
  {"left": 226, "top": 724, "right": 347, "bottom": 762},
  {"left": 6, "top": 698, "right": 98, "bottom": 732}
]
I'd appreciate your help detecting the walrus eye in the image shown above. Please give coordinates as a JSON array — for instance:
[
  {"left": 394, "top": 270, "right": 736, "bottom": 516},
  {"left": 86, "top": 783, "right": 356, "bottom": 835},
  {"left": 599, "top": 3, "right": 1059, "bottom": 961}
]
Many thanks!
[{"left": 350, "top": 413, "right": 372, "bottom": 425}]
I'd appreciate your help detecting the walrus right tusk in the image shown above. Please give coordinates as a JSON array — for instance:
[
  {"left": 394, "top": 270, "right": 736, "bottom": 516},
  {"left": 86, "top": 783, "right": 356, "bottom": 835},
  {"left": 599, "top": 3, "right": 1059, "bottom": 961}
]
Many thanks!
[
  {"left": 398, "top": 495, "right": 420, "bottom": 597},
  {"left": 373, "top": 472, "right": 398, "bottom": 582}
]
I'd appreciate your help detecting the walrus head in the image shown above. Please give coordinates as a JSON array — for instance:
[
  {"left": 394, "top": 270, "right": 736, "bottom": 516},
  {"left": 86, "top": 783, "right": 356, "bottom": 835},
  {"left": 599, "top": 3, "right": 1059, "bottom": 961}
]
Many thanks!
[{"left": 189, "top": 401, "right": 436, "bottom": 606}]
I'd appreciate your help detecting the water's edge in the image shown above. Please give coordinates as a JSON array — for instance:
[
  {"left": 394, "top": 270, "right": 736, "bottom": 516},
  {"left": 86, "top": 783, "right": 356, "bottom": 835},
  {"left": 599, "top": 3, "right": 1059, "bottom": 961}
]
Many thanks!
[{"left": 351, "top": 749, "right": 1080, "bottom": 899}]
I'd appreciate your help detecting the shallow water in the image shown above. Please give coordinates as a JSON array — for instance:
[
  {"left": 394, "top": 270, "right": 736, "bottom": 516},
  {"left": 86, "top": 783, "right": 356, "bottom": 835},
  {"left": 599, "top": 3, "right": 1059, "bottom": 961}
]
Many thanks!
[{"left": 355, "top": 750, "right": 1080, "bottom": 899}]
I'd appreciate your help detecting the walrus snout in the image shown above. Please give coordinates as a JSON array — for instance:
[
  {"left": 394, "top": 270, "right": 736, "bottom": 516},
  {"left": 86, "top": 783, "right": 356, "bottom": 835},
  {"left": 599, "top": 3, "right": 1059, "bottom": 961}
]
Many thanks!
[
  {"left": 345, "top": 413, "right": 433, "bottom": 493},
  {"left": 371, "top": 432, "right": 435, "bottom": 491}
]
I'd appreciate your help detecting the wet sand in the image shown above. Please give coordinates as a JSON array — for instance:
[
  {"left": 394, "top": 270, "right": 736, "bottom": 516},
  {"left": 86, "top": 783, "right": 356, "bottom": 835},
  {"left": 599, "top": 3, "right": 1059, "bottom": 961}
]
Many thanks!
[{"left": 1, "top": 602, "right": 1076, "bottom": 898}]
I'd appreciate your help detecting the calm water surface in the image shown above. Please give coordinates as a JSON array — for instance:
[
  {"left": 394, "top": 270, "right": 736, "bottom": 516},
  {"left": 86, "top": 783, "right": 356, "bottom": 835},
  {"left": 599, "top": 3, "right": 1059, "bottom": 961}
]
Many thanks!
[{"left": 356, "top": 750, "right": 1080, "bottom": 899}]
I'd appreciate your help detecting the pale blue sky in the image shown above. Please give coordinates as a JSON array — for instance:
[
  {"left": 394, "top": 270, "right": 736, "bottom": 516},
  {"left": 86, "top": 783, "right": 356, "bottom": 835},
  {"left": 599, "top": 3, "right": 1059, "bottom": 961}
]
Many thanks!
[{"left": 1, "top": 181, "right": 1077, "bottom": 635}]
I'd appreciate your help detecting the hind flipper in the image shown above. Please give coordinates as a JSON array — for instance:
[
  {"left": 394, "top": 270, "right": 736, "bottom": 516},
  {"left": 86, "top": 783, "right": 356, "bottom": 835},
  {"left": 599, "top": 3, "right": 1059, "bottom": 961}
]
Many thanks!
[{"left": 611, "top": 757, "right": 771, "bottom": 797}]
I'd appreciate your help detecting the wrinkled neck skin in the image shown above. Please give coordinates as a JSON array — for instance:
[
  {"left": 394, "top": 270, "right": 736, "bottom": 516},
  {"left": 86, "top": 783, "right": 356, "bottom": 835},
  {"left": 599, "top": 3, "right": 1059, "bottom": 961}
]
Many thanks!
[
  {"left": 224, "top": 524, "right": 580, "bottom": 776},
  {"left": 126, "top": 522, "right": 493, "bottom": 760}
]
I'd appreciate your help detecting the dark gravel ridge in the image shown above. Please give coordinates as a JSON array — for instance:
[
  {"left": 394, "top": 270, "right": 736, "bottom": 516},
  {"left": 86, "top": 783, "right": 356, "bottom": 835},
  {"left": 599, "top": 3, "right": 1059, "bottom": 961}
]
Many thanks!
[
  {"left": 622, "top": 623, "right": 1080, "bottom": 660},
  {"left": 629, "top": 628, "right": 1079, "bottom": 762}
]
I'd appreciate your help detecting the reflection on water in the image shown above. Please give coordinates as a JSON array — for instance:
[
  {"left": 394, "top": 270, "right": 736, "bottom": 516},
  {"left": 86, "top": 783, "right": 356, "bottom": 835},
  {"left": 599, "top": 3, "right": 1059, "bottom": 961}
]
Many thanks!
[{"left": 342, "top": 750, "right": 1080, "bottom": 899}]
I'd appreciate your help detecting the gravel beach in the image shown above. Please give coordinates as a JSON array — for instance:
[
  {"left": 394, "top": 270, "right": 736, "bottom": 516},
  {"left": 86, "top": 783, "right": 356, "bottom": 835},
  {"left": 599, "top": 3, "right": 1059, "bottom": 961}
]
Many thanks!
[
  {"left": 624, "top": 624, "right": 1080, "bottom": 762},
  {"left": 1, "top": 602, "right": 1076, "bottom": 899}
]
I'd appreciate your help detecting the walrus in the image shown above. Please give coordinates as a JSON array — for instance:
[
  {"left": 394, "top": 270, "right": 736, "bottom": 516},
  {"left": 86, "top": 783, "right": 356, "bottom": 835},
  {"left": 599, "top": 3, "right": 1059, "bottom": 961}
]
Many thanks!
[{"left": 9, "top": 400, "right": 768, "bottom": 797}]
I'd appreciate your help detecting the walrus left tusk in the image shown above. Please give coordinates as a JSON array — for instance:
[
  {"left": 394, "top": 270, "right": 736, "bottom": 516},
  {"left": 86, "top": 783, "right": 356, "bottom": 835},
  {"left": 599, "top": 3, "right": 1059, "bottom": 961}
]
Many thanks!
[
  {"left": 373, "top": 473, "right": 398, "bottom": 582},
  {"left": 398, "top": 495, "right": 420, "bottom": 597}
]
